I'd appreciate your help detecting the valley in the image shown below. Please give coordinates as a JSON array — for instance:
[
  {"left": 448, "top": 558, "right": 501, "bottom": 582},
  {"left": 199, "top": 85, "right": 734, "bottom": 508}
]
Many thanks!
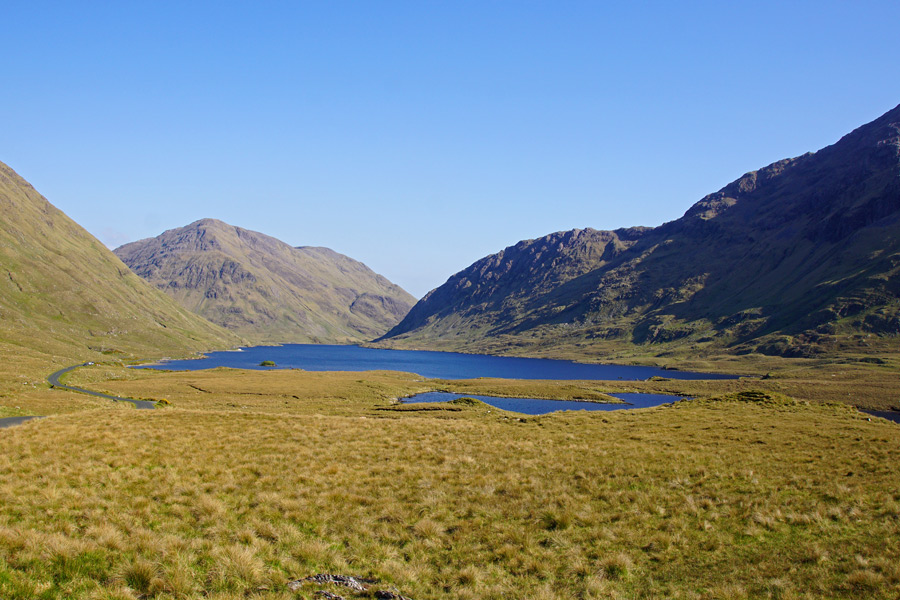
[
  {"left": 4, "top": 3, "right": 900, "bottom": 596},
  {"left": 0, "top": 103, "right": 898, "bottom": 598}
]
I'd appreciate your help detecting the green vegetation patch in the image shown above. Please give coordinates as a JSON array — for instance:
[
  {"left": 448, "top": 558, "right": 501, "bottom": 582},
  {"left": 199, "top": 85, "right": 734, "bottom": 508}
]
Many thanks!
[{"left": 447, "top": 396, "right": 488, "bottom": 407}]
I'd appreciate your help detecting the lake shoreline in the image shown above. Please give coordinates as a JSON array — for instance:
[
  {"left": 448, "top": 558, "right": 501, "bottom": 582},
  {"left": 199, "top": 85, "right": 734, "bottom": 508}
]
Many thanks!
[
  {"left": 137, "top": 343, "right": 740, "bottom": 382},
  {"left": 137, "top": 341, "right": 754, "bottom": 377}
]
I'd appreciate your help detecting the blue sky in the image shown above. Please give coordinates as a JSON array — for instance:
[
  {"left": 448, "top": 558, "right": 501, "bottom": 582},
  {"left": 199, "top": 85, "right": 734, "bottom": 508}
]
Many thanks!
[{"left": 4, "top": 1, "right": 900, "bottom": 298}]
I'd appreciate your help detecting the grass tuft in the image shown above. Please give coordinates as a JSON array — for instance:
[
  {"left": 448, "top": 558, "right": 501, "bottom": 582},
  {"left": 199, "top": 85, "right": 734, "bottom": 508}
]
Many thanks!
[
  {"left": 600, "top": 553, "right": 633, "bottom": 581},
  {"left": 120, "top": 558, "right": 156, "bottom": 595}
]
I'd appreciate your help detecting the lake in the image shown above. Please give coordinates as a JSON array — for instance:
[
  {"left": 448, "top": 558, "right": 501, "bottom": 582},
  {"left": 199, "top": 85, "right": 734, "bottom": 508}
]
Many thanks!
[
  {"left": 142, "top": 344, "right": 738, "bottom": 381},
  {"left": 402, "top": 391, "right": 686, "bottom": 415},
  {"left": 863, "top": 410, "right": 900, "bottom": 424}
]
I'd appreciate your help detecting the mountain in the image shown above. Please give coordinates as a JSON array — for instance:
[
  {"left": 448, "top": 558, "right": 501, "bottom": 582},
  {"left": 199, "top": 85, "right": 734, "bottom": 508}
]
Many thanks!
[
  {"left": 0, "top": 160, "right": 240, "bottom": 378},
  {"left": 114, "top": 219, "right": 416, "bottom": 344},
  {"left": 380, "top": 104, "right": 900, "bottom": 360}
]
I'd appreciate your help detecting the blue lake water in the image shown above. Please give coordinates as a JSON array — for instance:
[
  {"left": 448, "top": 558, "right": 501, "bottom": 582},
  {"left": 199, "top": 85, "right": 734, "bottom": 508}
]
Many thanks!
[
  {"left": 402, "top": 391, "right": 687, "bottom": 415},
  {"left": 141, "top": 344, "right": 737, "bottom": 381},
  {"left": 862, "top": 410, "right": 900, "bottom": 424}
]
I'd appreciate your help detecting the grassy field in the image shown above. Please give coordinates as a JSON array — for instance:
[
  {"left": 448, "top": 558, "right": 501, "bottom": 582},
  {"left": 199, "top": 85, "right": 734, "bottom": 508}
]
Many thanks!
[{"left": 1, "top": 362, "right": 899, "bottom": 599}]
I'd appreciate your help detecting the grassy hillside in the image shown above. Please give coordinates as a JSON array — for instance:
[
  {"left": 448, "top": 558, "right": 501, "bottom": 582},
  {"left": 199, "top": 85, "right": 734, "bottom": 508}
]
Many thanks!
[
  {"left": 115, "top": 219, "right": 416, "bottom": 344},
  {"left": 0, "top": 161, "right": 241, "bottom": 387},
  {"left": 379, "top": 103, "right": 900, "bottom": 362}
]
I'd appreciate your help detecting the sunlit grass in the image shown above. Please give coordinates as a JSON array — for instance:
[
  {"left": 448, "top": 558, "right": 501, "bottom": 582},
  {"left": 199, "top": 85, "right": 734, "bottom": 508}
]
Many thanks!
[{"left": 1, "top": 376, "right": 898, "bottom": 598}]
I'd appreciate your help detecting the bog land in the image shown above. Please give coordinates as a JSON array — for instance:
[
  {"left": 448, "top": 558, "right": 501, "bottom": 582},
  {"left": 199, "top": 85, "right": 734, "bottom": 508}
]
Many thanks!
[{"left": 0, "top": 359, "right": 897, "bottom": 599}]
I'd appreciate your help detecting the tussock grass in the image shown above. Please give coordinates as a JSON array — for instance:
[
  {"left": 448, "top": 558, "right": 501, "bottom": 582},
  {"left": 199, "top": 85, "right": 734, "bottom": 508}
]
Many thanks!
[
  {"left": 65, "top": 367, "right": 432, "bottom": 416},
  {"left": 0, "top": 380, "right": 898, "bottom": 598}
]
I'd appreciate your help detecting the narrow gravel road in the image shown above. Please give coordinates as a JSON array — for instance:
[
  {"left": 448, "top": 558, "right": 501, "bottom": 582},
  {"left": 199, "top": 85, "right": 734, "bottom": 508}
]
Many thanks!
[
  {"left": 1, "top": 364, "right": 155, "bottom": 430},
  {"left": 47, "top": 363, "right": 157, "bottom": 409}
]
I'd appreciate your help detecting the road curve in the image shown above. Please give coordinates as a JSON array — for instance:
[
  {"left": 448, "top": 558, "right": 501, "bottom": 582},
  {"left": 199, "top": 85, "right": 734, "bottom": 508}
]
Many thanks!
[{"left": 47, "top": 364, "right": 157, "bottom": 409}]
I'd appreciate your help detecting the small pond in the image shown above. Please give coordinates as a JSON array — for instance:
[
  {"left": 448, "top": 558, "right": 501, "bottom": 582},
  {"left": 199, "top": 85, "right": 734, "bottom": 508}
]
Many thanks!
[
  {"left": 0, "top": 416, "right": 44, "bottom": 429},
  {"left": 401, "top": 391, "right": 687, "bottom": 415}
]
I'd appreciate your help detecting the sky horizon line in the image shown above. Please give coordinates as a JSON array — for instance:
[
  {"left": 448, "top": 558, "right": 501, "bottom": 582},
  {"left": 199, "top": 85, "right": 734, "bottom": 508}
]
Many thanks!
[
  {"left": 14, "top": 97, "right": 900, "bottom": 299},
  {"left": 4, "top": 2, "right": 899, "bottom": 298}
]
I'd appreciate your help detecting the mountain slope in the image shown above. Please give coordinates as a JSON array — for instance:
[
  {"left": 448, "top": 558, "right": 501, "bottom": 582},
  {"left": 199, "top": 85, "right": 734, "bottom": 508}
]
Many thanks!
[
  {"left": 114, "top": 220, "right": 416, "bottom": 343},
  {"left": 380, "top": 104, "right": 900, "bottom": 360},
  {"left": 0, "top": 160, "right": 241, "bottom": 378}
]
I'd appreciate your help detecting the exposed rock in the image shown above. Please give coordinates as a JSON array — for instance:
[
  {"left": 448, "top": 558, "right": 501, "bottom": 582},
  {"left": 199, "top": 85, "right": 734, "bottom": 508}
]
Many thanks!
[
  {"left": 286, "top": 574, "right": 416, "bottom": 600},
  {"left": 286, "top": 573, "right": 374, "bottom": 592}
]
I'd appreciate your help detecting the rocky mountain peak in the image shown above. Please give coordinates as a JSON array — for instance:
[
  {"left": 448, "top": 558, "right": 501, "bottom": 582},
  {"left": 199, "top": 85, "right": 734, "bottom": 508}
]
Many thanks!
[{"left": 115, "top": 220, "right": 416, "bottom": 344}]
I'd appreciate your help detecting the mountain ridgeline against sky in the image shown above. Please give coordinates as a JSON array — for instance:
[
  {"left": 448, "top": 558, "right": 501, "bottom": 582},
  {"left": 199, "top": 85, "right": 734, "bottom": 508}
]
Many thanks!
[
  {"left": 380, "top": 103, "right": 900, "bottom": 359},
  {"left": 0, "top": 160, "right": 240, "bottom": 369},
  {"left": 114, "top": 220, "right": 416, "bottom": 344}
]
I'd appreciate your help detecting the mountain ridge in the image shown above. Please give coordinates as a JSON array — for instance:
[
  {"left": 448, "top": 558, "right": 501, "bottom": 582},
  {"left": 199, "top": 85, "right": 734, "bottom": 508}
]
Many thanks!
[
  {"left": 379, "top": 103, "right": 900, "bottom": 360},
  {"left": 115, "top": 219, "right": 416, "bottom": 343}
]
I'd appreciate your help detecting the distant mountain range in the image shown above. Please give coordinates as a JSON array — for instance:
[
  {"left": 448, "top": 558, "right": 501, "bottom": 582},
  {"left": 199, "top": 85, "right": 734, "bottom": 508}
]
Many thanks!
[
  {"left": 3, "top": 103, "right": 897, "bottom": 369},
  {"left": 0, "top": 161, "right": 240, "bottom": 373},
  {"left": 379, "top": 103, "right": 900, "bottom": 360},
  {"left": 115, "top": 219, "right": 416, "bottom": 344}
]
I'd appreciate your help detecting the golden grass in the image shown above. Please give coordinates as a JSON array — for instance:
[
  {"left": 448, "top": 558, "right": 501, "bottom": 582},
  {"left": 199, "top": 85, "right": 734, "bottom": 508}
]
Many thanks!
[
  {"left": 65, "top": 366, "right": 434, "bottom": 416},
  {"left": 1, "top": 374, "right": 899, "bottom": 598},
  {"left": 0, "top": 352, "right": 898, "bottom": 597}
]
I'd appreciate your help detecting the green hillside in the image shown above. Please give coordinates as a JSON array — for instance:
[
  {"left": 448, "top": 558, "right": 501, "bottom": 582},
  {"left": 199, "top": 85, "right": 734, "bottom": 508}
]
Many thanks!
[
  {"left": 114, "top": 219, "right": 416, "bottom": 344},
  {"left": 0, "top": 161, "right": 241, "bottom": 384},
  {"left": 379, "top": 103, "right": 900, "bottom": 362}
]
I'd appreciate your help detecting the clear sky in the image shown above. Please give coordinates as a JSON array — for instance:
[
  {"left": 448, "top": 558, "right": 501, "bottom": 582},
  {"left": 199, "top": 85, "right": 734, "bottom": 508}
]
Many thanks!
[{"left": 4, "top": 1, "right": 899, "bottom": 298}]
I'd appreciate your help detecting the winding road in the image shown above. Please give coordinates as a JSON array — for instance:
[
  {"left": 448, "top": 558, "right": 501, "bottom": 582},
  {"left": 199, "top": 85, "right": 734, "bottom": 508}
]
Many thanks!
[
  {"left": 46, "top": 364, "right": 157, "bottom": 409},
  {"left": 0, "top": 363, "right": 157, "bottom": 429}
]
